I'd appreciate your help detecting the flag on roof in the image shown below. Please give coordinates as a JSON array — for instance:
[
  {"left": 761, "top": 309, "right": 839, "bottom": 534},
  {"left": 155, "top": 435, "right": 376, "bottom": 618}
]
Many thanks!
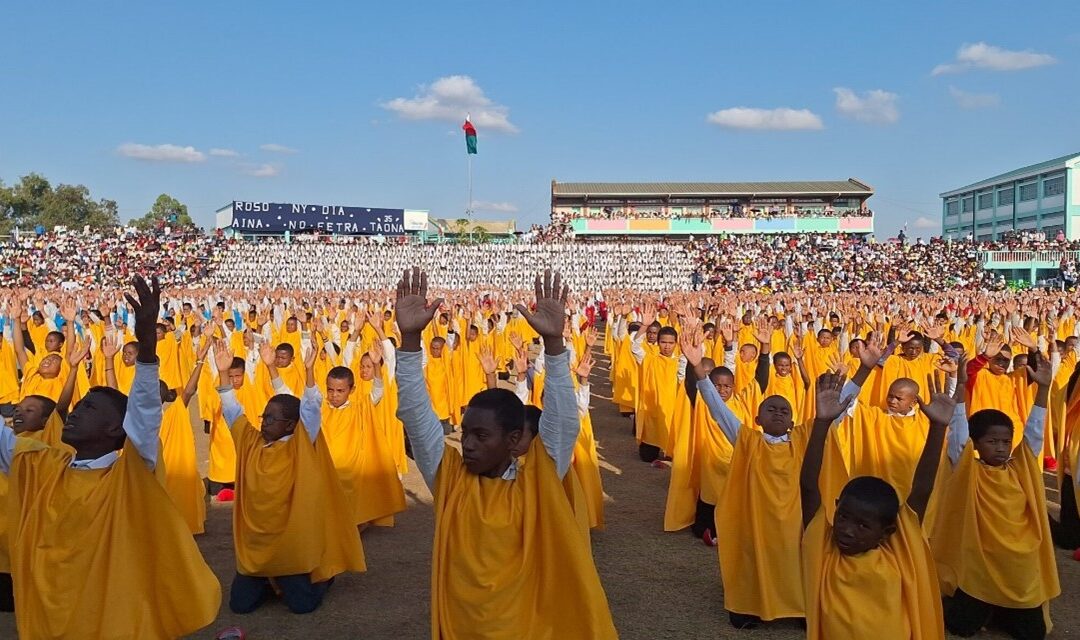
[{"left": 463, "top": 117, "right": 477, "bottom": 155}]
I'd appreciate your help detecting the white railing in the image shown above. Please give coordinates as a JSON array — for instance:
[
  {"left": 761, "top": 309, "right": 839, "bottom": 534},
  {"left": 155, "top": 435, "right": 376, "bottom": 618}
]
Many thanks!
[{"left": 979, "top": 250, "right": 1080, "bottom": 264}]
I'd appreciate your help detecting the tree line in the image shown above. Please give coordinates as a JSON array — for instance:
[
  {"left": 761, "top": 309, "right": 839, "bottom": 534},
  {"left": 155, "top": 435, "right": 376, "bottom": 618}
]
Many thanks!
[{"left": 0, "top": 173, "right": 193, "bottom": 234}]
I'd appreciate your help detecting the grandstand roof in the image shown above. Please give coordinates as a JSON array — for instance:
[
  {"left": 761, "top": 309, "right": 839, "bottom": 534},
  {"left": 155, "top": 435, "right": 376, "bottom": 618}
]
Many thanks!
[
  {"left": 552, "top": 179, "right": 873, "bottom": 197},
  {"left": 939, "top": 152, "right": 1080, "bottom": 197}
]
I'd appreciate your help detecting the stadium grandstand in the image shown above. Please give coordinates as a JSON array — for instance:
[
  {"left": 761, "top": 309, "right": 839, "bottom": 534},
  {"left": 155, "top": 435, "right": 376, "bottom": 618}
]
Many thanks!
[{"left": 551, "top": 179, "right": 874, "bottom": 236}]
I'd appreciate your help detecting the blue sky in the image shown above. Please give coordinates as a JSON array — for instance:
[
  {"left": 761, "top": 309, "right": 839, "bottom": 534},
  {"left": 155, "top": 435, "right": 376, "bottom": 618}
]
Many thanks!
[{"left": 1, "top": 1, "right": 1077, "bottom": 236}]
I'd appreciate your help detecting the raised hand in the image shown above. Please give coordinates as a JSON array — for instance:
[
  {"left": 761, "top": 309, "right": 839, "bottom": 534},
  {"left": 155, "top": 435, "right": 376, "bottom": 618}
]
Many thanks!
[
  {"left": 921, "top": 320, "right": 945, "bottom": 341},
  {"left": 368, "top": 339, "right": 384, "bottom": 365},
  {"left": 101, "top": 333, "right": 121, "bottom": 359},
  {"left": 583, "top": 326, "right": 597, "bottom": 348},
  {"left": 895, "top": 322, "right": 915, "bottom": 344},
  {"left": 933, "top": 356, "right": 958, "bottom": 376},
  {"left": 478, "top": 343, "right": 497, "bottom": 375},
  {"left": 125, "top": 275, "right": 160, "bottom": 363},
  {"left": 1009, "top": 326, "right": 1037, "bottom": 350},
  {"left": 790, "top": 341, "right": 804, "bottom": 360},
  {"left": 753, "top": 317, "right": 771, "bottom": 345},
  {"left": 982, "top": 331, "right": 1004, "bottom": 359},
  {"left": 636, "top": 302, "right": 655, "bottom": 329},
  {"left": 575, "top": 351, "right": 595, "bottom": 379},
  {"left": 1027, "top": 350, "right": 1052, "bottom": 387},
  {"left": 859, "top": 333, "right": 885, "bottom": 369},
  {"left": 395, "top": 268, "right": 444, "bottom": 349},
  {"left": 718, "top": 319, "right": 734, "bottom": 345},
  {"left": 814, "top": 372, "right": 852, "bottom": 423},
  {"left": 68, "top": 339, "right": 92, "bottom": 367},
  {"left": 213, "top": 339, "right": 234, "bottom": 375},
  {"left": 259, "top": 342, "right": 276, "bottom": 368},
  {"left": 679, "top": 323, "right": 705, "bottom": 367},
  {"left": 304, "top": 344, "right": 319, "bottom": 369},
  {"left": 513, "top": 344, "right": 529, "bottom": 376},
  {"left": 508, "top": 332, "right": 523, "bottom": 351},
  {"left": 918, "top": 374, "right": 957, "bottom": 426},
  {"left": 514, "top": 269, "right": 569, "bottom": 344}
]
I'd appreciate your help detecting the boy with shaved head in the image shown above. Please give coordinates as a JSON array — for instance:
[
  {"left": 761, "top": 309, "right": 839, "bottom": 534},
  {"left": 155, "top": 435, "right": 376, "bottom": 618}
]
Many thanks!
[{"left": 394, "top": 267, "right": 616, "bottom": 639}]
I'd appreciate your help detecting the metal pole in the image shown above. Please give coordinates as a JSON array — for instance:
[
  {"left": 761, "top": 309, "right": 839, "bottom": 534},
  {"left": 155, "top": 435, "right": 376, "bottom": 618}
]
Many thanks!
[{"left": 467, "top": 153, "right": 474, "bottom": 220}]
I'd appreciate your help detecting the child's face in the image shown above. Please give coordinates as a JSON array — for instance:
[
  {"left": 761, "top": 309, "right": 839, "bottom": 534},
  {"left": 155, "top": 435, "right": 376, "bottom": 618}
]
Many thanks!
[
  {"left": 755, "top": 396, "right": 793, "bottom": 436},
  {"left": 121, "top": 344, "right": 138, "bottom": 366},
  {"left": 713, "top": 374, "right": 735, "bottom": 402},
  {"left": 987, "top": 352, "right": 1011, "bottom": 376},
  {"left": 359, "top": 355, "right": 376, "bottom": 381},
  {"left": 274, "top": 349, "right": 293, "bottom": 369},
  {"left": 430, "top": 340, "right": 445, "bottom": 357},
  {"left": 12, "top": 397, "right": 49, "bottom": 433},
  {"left": 900, "top": 339, "right": 923, "bottom": 360},
  {"left": 63, "top": 390, "right": 125, "bottom": 452},
  {"left": 974, "top": 424, "right": 1014, "bottom": 466},
  {"left": 326, "top": 377, "right": 353, "bottom": 408},
  {"left": 739, "top": 345, "right": 757, "bottom": 362},
  {"left": 884, "top": 383, "right": 917, "bottom": 415},
  {"left": 227, "top": 367, "right": 246, "bottom": 390},
  {"left": 259, "top": 401, "right": 297, "bottom": 443},
  {"left": 774, "top": 356, "right": 793, "bottom": 377},
  {"left": 658, "top": 334, "right": 677, "bottom": 357},
  {"left": 646, "top": 326, "right": 659, "bottom": 345},
  {"left": 38, "top": 354, "right": 62, "bottom": 379},
  {"left": 45, "top": 332, "right": 64, "bottom": 353},
  {"left": 460, "top": 407, "right": 520, "bottom": 476},
  {"left": 832, "top": 497, "right": 896, "bottom": 556}
]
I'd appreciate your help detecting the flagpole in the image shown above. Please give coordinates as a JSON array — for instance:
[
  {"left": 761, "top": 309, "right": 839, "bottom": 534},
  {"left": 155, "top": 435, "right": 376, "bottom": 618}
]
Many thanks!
[{"left": 467, "top": 153, "right": 473, "bottom": 220}]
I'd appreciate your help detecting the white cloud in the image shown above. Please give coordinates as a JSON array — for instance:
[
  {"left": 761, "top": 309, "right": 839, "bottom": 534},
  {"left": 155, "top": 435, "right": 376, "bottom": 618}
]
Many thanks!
[
  {"left": 833, "top": 88, "right": 899, "bottom": 124},
  {"left": 382, "top": 75, "right": 519, "bottom": 133},
  {"left": 473, "top": 200, "right": 519, "bottom": 213},
  {"left": 705, "top": 107, "right": 823, "bottom": 131},
  {"left": 117, "top": 143, "right": 205, "bottom": 163},
  {"left": 209, "top": 148, "right": 240, "bottom": 157},
  {"left": 912, "top": 216, "right": 938, "bottom": 230},
  {"left": 932, "top": 42, "right": 1056, "bottom": 75},
  {"left": 260, "top": 143, "right": 298, "bottom": 154},
  {"left": 243, "top": 163, "right": 280, "bottom": 177},
  {"left": 948, "top": 86, "right": 1001, "bottom": 109}
]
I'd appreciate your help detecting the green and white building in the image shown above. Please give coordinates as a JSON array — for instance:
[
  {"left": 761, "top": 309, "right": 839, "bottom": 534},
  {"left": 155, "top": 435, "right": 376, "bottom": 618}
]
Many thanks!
[{"left": 941, "top": 152, "right": 1080, "bottom": 241}]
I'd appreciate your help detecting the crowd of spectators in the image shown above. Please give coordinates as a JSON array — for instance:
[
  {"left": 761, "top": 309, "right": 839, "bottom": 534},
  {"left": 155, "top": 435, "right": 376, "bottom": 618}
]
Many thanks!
[
  {"left": 0, "top": 227, "right": 224, "bottom": 289},
  {"left": 210, "top": 238, "right": 692, "bottom": 292},
  {"left": 552, "top": 204, "right": 874, "bottom": 223},
  {"left": 5, "top": 225, "right": 1080, "bottom": 294},
  {"left": 687, "top": 233, "right": 1011, "bottom": 293}
]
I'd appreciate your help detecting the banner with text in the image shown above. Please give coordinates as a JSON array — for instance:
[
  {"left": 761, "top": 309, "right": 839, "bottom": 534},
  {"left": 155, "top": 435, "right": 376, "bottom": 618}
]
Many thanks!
[{"left": 230, "top": 201, "right": 410, "bottom": 235}]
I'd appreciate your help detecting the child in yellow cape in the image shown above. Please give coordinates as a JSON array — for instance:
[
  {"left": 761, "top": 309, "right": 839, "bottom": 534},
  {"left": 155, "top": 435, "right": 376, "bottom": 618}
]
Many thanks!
[
  {"left": 395, "top": 267, "right": 617, "bottom": 640},
  {"left": 0, "top": 276, "right": 220, "bottom": 639},
  {"left": 683, "top": 328, "right": 824, "bottom": 629},
  {"left": 319, "top": 364, "right": 406, "bottom": 527},
  {"left": 801, "top": 371, "right": 951, "bottom": 640},
  {"left": 933, "top": 351, "right": 1060, "bottom": 639},
  {"left": 0, "top": 393, "right": 63, "bottom": 612},
  {"left": 214, "top": 336, "right": 366, "bottom": 615},
  {"left": 632, "top": 303, "right": 685, "bottom": 463}
]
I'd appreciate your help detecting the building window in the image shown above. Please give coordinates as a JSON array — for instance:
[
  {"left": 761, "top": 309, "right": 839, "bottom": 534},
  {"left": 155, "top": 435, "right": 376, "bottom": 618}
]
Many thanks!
[
  {"left": 1019, "top": 183, "right": 1038, "bottom": 201},
  {"left": 945, "top": 200, "right": 959, "bottom": 215},
  {"left": 977, "top": 193, "right": 993, "bottom": 210},
  {"left": 961, "top": 197, "right": 974, "bottom": 213},
  {"left": 1043, "top": 176, "right": 1065, "bottom": 197},
  {"left": 977, "top": 221, "right": 994, "bottom": 229},
  {"left": 997, "top": 189, "right": 1014, "bottom": 206}
]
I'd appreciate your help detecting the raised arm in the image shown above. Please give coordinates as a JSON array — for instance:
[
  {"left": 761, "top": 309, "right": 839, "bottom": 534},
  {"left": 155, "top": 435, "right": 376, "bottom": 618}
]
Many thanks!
[
  {"left": 56, "top": 339, "right": 90, "bottom": 417},
  {"left": 180, "top": 331, "right": 214, "bottom": 406},
  {"left": 908, "top": 375, "right": 956, "bottom": 522},
  {"left": 395, "top": 268, "right": 448, "bottom": 492},
  {"left": 123, "top": 276, "right": 165, "bottom": 470},
  {"left": 1023, "top": 351, "right": 1051, "bottom": 458},
  {"left": 682, "top": 326, "right": 741, "bottom": 444},
  {"left": 213, "top": 341, "right": 244, "bottom": 430},
  {"left": 517, "top": 270, "right": 577, "bottom": 479},
  {"left": 802, "top": 372, "right": 851, "bottom": 528}
]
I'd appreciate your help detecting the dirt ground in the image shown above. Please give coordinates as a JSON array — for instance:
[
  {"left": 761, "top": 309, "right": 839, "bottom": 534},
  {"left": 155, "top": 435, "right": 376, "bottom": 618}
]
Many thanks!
[{"left": 1, "top": 345, "right": 1078, "bottom": 639}]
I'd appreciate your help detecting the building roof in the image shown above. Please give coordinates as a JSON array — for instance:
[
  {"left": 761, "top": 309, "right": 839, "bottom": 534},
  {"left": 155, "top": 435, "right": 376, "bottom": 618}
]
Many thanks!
[
  {"left": 940, "top": 152, "right": 1080, "bottom": 198},
  {"left": 552, "top": 179, "right": 873, "bottom": 197}
]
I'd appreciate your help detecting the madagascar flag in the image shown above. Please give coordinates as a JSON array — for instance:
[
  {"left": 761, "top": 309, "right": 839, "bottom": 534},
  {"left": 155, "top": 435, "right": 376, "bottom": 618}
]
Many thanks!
[{"left": 463, "top": 118, "right": 477, "bottom": 154}]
